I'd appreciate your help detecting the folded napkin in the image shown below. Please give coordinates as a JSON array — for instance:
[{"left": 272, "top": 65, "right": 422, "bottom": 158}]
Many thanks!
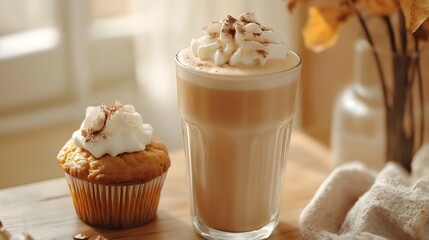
[{"left": 300, "top": 144, "right": 429, "bottom": 240}]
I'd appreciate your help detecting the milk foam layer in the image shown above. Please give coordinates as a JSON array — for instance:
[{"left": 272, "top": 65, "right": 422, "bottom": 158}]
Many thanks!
[
  {"left": 72, "top": 101, "right": 153, "bottom": 158},
  {"left": 176, "top": 48, "right": 301, "bottom": 91},
  {"left": 191, "top": 12, "right": 287, "bottom": 66}
]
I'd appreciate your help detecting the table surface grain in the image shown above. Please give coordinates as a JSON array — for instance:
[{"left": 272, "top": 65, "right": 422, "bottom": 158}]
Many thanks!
[{"left": 0, "top": 132, "right": 332, "bottom": 240}]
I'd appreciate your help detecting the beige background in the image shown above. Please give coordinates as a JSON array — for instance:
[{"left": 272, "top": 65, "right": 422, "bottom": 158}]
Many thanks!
[
  {"left": 301, "top": 25, "right": 359, "bottom": 143},
  {"left": 0, "top": 2, "right": 379, "bottom": 189}
]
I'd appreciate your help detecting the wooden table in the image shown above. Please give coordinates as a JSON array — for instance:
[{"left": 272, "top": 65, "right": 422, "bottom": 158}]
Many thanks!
[{"left": 0, "top": 132, "right": 332, "bottom": 239}]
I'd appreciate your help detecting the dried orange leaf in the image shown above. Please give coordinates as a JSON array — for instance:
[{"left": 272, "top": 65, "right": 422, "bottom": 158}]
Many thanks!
[
  {"left": 360, "top": 0, "right": 400, "bottom": 16},
  {"left": 288, "top": 0, "right": 298, "bottom": 12},
  {"left": 287, "top": 0, "right": 309, "bottom": 12},
  {"left": 302, "top": 7, "right": 346, "bottom": 52},
  {"left": 414, "top": 18, "right": 429, "bottom": 41},
  {"left": 410, "top": 0, "right": 429, "bottom": 32},
  {"left": 399, "top": 0, "right": 412, "bottom": 29}
]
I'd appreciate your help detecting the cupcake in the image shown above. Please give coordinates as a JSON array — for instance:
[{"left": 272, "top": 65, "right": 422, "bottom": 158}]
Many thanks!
[{"left": 57, "top": 101, "right": 170, "bottom": 229}]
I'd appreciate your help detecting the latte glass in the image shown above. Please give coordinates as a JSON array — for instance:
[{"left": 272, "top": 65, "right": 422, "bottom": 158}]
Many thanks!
[{"left": 176, "top": 49, "right": 301, "bottom": 240}]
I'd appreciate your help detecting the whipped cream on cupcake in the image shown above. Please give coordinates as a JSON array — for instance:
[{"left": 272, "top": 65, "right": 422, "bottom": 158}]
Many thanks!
[
  {"left": 72, "top": 101, "right": 153, "bottom": 158},
  {"left": 190, "top": 12, "right": 287, "bottom": 66}
]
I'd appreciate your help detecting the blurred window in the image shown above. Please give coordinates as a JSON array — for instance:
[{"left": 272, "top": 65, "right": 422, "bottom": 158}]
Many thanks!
[{"left": 0, "top": 0, "right": 138, "bottom": 133}]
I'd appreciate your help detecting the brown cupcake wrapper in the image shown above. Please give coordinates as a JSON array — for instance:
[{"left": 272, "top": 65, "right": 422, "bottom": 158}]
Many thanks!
[{"left": 65, "top": 172, "right": 167, "bottom": 229}]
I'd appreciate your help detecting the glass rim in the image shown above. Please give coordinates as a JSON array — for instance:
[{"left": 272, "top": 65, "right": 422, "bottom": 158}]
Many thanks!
[{"left": 175, "top": 49, "right": 302, "bottom": 81}]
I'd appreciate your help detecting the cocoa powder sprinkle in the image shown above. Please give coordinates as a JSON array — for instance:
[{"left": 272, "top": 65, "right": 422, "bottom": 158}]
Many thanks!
[
  {"left": 261, "top": 26, "right": 272, "bottom": 31},
  {"left": 227, "top": 27, "right": 236, "bottom": 37},
  {"left": 257, "top": 49, "right": 268, "bottom": 58},
  {"left": 226, "top": 15, "right": 237, "bottom": 24},
  {"left": 209, "top": 32, "right": 219, "bottom": 39},
  {"left": 237, "top": 24, "right": 245, "bottom": 34},
  {"left": 197, "top": 63, "right": 209, "bottom": 68},
  {"left": 84, "top": 102, "right": 123, "bottom": 143}
]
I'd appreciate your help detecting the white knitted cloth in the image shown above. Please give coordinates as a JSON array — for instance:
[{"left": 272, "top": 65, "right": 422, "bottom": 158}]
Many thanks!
[{"left": 300, "top": 144, "right": 429, "bottom": 240}]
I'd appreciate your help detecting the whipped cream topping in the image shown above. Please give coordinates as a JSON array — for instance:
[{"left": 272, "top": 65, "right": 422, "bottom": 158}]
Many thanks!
[
  {"left": 72, "top": 102, "right": 153, "bottom": 158},
  {"left": 191, "top": 12, "right": 288, "bottom": 66}
]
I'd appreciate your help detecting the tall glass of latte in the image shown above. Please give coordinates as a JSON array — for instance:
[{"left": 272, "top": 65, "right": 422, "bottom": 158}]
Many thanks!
[{"left": 175, "top": 12, "right": 301, "bottom": 240}]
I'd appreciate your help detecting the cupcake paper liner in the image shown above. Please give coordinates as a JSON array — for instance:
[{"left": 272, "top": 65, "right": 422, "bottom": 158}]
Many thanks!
[{"left": 65, "top": 172, "right": 167, "bottom": 229}]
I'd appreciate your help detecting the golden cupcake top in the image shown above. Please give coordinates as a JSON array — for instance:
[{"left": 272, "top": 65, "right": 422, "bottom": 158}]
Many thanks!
[{"left": 57, "top": 138, "right": 170, "bottom": 184}]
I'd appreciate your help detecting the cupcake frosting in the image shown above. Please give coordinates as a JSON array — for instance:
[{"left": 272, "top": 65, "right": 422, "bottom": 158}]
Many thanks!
[{"left": 72, "top": 101, "right": 153, "bottom": 158}]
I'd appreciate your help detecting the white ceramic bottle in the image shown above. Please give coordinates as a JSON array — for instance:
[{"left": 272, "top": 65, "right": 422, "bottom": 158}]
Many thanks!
[{"left": 331, "top": 39, "right": 385, "bottom": 170}]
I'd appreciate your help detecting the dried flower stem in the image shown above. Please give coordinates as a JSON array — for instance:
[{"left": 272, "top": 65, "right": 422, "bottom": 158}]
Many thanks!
[
  {"left": 346, "top": 1, "right": 389, "bottom": 112},
  {"left": 390, "top": 52, "right": 412, "bottom": 170},
  {"left": 398, "top": 10, "right": 407, "bottom": 53},
  {"left": 296, "top": 0, "right": 427, "bottom": 171},
  {"left": 384, "top": 16, "right": 426, "bottom": 171},
  {"left": 414, "top": 37, "right": 425, "bottom": 148},
  {"left": 345, "top": 0, "right": 426, "bottom": 171},
  {"left": 383, "top": 16, "right": 397, "bottom": 52}
]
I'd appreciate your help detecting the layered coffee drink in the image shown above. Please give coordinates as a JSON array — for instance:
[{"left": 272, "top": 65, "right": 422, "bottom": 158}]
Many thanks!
[{"left": 176, "top": 12, "right": 301, "bottom": 239}]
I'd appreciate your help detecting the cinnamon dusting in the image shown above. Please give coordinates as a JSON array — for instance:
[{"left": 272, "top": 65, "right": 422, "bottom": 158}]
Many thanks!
[
  {"left": 222, "top": 15, "right": 237, "bottom": 38},
  {"left": 257, "top": 49, "right": 268, "bottom": 58},
  {"left": 84, "top": 102, "right": 123, "bottom": 143},
  {"left": 209, "top": 32, "right": 219, "bottom": 39},
  {"left": 236, "top": 24, "right": 245, "bottom": 34},
  {"left": 197, "top": 63, "right": 210, "bottom": 68}
]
